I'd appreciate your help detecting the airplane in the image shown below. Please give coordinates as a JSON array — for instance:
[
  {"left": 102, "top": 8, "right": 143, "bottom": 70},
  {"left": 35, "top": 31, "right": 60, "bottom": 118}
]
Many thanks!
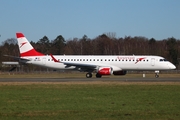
[{"left": 14, "top": 32, "right": 176, "bottom": 78}]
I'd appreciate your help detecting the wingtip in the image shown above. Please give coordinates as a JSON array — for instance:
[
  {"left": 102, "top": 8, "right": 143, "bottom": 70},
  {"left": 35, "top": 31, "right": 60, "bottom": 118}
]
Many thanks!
[{"left": 16, "top": 32, "right": 24, "bottom": 38}]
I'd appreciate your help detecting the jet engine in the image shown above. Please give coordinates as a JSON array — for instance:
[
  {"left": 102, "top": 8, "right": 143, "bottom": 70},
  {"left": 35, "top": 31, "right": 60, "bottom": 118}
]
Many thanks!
[{"left": 97, "top": 67, "right": 113, "bottom": 75}]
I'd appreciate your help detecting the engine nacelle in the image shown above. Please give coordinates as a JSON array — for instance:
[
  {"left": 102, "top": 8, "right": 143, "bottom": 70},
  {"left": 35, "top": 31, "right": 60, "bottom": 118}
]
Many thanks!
[
  {"left": 97, "top": 67, "right": 113, "bottom": 75},
  {"left": 113, "top": 70, "right": 127, "bottom": 75}
]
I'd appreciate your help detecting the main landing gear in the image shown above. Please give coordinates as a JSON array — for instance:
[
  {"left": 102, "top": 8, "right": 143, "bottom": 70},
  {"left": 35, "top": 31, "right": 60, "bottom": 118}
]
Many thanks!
[
  {"left": 86, "top": 72, "right": 102, "bottom": 78},
  {"left": 86, "top": 72, "right": 92, "bottom": 78},
  {"left": 155, "top": 70, "right": 159, "bottom": 78},
  {"left": 95, "top": 73, "right": 102, "bottom": 78}
]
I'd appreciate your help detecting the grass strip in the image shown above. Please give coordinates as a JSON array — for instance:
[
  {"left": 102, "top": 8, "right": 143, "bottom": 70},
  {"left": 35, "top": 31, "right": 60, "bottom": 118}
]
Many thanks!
[{"left": 0, "top": 83, "right": 180, "bottom": 120}]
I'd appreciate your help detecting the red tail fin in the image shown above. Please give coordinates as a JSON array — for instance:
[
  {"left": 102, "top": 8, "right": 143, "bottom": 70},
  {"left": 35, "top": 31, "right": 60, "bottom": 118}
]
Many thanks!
[{"left": 16, "top": 33, "right": 45, "bottom": 57}]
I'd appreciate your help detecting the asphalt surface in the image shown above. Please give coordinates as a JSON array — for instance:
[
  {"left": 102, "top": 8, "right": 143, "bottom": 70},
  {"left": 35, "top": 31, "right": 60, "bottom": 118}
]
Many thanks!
[{"left": 0, "top": 77, "right": 179, "bottom": 82}]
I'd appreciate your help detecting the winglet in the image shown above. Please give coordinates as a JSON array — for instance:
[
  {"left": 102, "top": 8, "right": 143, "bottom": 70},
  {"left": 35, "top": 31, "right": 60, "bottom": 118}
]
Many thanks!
[{"left": 50, "top": 54, "right": 59, "bottom": 62}]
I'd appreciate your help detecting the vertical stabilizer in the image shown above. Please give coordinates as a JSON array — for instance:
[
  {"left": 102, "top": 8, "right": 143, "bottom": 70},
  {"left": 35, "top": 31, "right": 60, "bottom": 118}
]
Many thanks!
[{"left": 16, "top": 33, "right": 44, "bottom": 57}]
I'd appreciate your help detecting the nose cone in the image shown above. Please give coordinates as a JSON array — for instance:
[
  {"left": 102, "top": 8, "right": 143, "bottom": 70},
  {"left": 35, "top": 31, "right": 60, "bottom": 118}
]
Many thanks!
[{"left": 169, "top": 63, "right": 176, "bottom": 69}]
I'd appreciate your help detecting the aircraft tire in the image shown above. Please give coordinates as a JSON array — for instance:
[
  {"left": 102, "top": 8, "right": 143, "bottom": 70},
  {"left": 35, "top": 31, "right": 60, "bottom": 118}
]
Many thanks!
[
  {"left": 155, "top": 74, "right": 159, "bottom": 78},
  {"left": 96, "top": 73, "right": 102, "bottom": 78},
  {"left": 86, "top": 73, "right": 92, "bottom": 78}
]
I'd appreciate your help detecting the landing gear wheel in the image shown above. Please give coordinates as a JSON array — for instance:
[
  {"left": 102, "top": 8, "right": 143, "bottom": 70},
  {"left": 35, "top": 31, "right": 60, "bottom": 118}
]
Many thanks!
[
  {"left": 86, "top": 72, "right": 92, "bottom": 78},
  {"left": 96, "top": 73, "right": 102, "bottom": 78},
  {"left": 155, "top": 74, "right": 159, "bottom": 78},
  {"left": 155, "top": 70, "right": 159, "bottom": 78}
]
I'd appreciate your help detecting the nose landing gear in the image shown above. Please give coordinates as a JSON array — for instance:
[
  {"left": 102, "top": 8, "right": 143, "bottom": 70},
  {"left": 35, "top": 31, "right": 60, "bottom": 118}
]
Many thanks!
[{"left": 155, "top": 70, "right": 159, "bottom": 78}]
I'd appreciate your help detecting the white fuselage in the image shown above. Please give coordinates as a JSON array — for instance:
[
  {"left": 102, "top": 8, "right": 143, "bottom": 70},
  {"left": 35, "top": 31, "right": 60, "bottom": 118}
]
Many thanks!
[{"left": 21, "top": 55, "right": 176, "bottom": 71}]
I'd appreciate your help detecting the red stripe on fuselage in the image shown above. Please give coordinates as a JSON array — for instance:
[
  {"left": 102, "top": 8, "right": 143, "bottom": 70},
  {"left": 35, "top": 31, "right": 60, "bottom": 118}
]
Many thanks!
[{"left": 20, "top": 49, "right": 44, "bottom": 57}]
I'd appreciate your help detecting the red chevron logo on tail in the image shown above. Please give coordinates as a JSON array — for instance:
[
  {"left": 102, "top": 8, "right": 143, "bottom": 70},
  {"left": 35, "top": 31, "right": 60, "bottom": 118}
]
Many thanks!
[{"left": 20, "top": 42, "right": 27, "bottom": 48}]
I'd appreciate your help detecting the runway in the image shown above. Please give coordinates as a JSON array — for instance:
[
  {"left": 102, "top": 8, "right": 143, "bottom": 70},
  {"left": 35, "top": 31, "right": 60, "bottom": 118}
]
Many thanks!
[{"left": 0, "top": 77, "right": 179, "bottom": 82}]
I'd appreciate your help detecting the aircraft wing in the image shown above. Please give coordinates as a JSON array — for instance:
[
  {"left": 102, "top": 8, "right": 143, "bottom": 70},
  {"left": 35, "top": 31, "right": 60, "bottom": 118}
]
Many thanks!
[
  {"left": 50, "top": 54, "right": 97, "bottom": 71},
  {"left": 50, "top": 54, "right": 122, "bottom": 72},
  {"left": 4, "top": 55, "right": 31, "bottom": 62},
  {"left": 63, "top": 62, "right": 97, "bottom": 68}
]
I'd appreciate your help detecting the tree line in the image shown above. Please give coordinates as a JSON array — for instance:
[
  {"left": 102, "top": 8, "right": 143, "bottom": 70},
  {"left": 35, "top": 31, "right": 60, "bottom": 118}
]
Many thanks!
[{"left": 0, "top": 33, "right": 180, "bottom": 70}]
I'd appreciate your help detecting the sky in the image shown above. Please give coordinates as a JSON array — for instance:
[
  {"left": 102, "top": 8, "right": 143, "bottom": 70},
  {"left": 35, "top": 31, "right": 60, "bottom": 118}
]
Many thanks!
[{"left": 0, "top": 0, "right": 180, "bottom": 43}]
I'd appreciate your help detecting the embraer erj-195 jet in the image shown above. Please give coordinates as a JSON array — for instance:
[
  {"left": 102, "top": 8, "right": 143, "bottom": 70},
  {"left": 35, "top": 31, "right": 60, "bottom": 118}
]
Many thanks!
[{"left": 15, "top": 33, "right": 176, "bottom": 78}]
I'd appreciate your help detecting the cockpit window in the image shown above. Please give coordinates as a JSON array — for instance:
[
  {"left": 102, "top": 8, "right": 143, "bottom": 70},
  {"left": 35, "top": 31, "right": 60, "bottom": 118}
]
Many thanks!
[{"left": 159, "top": 59, "right": 168, "bottom": 62}]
